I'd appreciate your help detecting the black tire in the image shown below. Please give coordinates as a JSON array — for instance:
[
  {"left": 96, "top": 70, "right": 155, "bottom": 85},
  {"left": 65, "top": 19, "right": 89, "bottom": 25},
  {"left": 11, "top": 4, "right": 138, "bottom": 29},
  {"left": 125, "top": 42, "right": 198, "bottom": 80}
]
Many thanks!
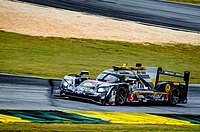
[
  {"left": 100, "top": 99, "right": 106, "bottom": 106},
  {"left": 60, "top": 90, "right": 66, "bottom": 97},
  {"left": 115, "top": 87, "right": 127, "bottom": 105},
  {"left": 168, "top": 87, "right": 180, "bottom": 105}
]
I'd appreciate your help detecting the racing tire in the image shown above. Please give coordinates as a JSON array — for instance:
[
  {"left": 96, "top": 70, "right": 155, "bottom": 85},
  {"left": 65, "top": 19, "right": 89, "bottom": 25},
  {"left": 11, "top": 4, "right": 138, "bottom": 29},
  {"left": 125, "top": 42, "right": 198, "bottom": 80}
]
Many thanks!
[
  {"left": 168, "top": 87, "right": 180, "bottom": 105},
  {"left": 115, "top": 87, "right": 127, "bottom": 106},
  {"left": 100, "top": 99, "right": 106, "bottom": 106},
  {"left": 60, "top": 90, "right": 66, "bottom": 97}
]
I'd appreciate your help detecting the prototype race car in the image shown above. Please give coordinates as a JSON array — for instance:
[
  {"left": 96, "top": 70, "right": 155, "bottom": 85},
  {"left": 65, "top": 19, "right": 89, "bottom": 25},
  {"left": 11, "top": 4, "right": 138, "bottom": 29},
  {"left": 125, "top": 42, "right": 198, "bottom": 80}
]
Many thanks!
[{"left": 60, "top": 64, "right": 190, "bottom": 105}]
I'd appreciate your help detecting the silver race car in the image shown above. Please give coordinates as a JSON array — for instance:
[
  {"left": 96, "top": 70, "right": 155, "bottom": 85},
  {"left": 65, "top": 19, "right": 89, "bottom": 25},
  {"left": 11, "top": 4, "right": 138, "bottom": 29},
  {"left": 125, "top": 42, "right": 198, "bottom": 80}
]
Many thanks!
[{"left": 60, "top": 64, "right": 190, "bottom": 105}]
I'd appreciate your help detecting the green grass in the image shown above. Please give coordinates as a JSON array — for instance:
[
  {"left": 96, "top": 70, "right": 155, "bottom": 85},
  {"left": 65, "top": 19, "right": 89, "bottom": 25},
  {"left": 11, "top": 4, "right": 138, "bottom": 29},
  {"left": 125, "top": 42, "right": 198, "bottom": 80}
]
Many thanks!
[
  {"left": 169, "top": 0, "right": 200, "bottom": 4},
  {"left": 0, "top": 123, "right": 200, "bottom": 131},
  {"left": 0, "top": 30, "right": 199, "bottom": 83}
]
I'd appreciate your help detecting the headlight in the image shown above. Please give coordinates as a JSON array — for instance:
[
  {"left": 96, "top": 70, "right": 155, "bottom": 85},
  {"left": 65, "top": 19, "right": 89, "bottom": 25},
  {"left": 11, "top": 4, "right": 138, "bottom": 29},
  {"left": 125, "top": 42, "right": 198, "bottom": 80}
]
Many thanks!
[
  {"left": 63, "top": 80, "right": 68, "bottom": 87},
  {"left": 97, "top": 88, "right": 106, "bottom": 93},
  {"left": 63, "top": 82, "right": 68, "bottom": 87},
  {"left": 97, "top": 87, "right": 111, "bottom": 93}
]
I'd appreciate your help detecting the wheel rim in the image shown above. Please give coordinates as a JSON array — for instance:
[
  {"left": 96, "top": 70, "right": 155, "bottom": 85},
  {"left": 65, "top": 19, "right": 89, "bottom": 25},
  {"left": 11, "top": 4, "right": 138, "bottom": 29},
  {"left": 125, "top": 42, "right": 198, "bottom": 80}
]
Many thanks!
[
  {"left": 116, "top": 87, "right": 127, "bottom": 105},
  {"left": 171, "top": 89, "right": 179, "bottom": 104}
]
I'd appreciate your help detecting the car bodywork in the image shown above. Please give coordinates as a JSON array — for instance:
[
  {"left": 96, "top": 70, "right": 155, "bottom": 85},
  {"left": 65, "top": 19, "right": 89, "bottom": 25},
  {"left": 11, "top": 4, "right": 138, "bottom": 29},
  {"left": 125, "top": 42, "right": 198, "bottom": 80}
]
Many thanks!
[{"left": 60, "top": 64, "right": 190, "bottom": 105}]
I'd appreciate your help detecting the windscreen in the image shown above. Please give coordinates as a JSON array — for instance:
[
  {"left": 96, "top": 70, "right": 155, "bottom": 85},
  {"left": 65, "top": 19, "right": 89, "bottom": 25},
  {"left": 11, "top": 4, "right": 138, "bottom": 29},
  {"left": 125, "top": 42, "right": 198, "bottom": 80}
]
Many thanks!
[
  {"left": 96, "top": 72, "right": 107, "bottom": 81},
  {"left": 103, "top": 74, "right": 120, "bottom": 83},
  {"left": 96, "top": 72, "right": 120, "bottom": 83}
]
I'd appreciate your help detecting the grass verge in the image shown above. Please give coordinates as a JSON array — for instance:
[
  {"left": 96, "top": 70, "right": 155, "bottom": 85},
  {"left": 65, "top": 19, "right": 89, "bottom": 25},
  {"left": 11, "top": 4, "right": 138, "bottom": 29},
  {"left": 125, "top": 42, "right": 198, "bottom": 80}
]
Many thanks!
[
  {"left": 0, "top": 123, "right": 200, "bottom": 131},
  {"left": 169, "top": 0, "right": 200, "bottom": 4},
  {"left": 0, "top": 30, "right": 199, "bottom": 83}
]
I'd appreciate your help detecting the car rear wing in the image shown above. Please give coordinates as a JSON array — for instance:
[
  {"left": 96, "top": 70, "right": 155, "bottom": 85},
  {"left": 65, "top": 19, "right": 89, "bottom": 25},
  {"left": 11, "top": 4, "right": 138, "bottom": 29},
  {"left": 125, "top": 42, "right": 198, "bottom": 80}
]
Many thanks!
[{"left": 155, "top": 67, "right": 190, "bottom": 96}]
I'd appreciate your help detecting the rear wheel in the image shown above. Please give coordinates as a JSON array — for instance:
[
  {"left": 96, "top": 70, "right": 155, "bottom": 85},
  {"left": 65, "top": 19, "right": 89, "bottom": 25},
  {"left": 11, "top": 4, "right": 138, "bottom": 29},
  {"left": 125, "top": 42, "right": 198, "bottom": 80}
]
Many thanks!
[
  {"left": 168, "top": 87, "right": 180, "bottom": 105},
  {"left": 115, "top": 87, "right": 127, "bottom": 105}
]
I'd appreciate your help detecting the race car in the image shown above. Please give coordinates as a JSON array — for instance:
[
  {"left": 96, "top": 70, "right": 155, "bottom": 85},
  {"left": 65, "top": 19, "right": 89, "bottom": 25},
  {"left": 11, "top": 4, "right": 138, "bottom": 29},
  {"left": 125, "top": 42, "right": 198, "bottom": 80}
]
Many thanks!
[{"left": 59, "top": 64, "right": 190, "bottom": 105}]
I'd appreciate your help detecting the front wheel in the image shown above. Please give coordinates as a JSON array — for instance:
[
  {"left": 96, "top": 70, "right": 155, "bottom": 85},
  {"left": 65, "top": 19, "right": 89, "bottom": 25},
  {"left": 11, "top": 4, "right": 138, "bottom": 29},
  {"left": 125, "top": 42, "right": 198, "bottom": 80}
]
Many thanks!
[
  {"left": 60, "top": 89, "right": 66, "bottom": 97},
  {"left": 100, "top": 99, "right": 106, "bottom": 106},
  {"left": 115, "top": 87, "right": 127, "bottom": 105}
]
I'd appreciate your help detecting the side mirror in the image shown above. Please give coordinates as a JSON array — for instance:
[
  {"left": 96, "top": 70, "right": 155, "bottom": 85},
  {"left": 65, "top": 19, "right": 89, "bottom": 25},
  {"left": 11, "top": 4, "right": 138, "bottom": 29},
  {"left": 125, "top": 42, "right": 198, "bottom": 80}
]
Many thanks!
[{"left": 80, "top": 71, "right": 89, "bottom": 76}]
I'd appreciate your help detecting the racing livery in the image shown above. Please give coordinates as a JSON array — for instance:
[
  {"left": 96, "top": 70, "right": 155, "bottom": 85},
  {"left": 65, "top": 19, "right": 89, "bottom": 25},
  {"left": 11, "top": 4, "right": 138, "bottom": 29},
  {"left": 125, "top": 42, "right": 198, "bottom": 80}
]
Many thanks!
[{"left": 60, "top": 64, "right": 190, "bottom": 105}]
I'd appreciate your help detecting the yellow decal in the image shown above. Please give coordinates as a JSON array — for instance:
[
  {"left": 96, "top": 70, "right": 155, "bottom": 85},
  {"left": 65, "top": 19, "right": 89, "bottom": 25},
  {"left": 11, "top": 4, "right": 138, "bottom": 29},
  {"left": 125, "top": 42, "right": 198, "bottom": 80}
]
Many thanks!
[
  {"left": 174, "top": 82, "right": 180, "bottom": 85},
  {"left": 0, "top": 114, "right": 30, "bottom": 123},
  {"left": 83, "top": 83, "right": 92, "bottom": 87},
  {"left": 137, "top": 91, "right": 167, "bottom": 94},
  {"left": 62, "top": 110, "right": 193, "bottom": 125},
  {"left": 151, "top": 78, "right": 156, "bottom": 86},
  {"left": 122, "top": 63, "right": 127, "bottom": 67},
  {"left": 124, "top": 78, "right": 129, "bottom": 82},
  {"left": 135, "top": 92, "right": 139, "bottom": 98},
  {"left": 165, "top": 84, "right": 171, "bottom": 93}
]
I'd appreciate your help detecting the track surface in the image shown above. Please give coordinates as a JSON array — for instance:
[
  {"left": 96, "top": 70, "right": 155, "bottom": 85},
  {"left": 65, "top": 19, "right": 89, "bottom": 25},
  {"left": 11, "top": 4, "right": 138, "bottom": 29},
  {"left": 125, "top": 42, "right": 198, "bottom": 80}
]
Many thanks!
[
  {"left": 0, "top": 74, "right": 200, "bottom": 114},
  {"left": 17, "top": 0, "right": 200, "bottom": 32}
]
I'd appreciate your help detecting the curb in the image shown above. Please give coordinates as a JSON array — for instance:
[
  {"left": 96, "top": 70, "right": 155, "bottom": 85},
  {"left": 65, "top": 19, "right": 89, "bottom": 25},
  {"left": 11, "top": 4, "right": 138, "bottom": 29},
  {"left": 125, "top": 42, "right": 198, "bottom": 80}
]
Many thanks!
[{"left": 0, "top": 110, "right": 199, "bottom": 125}]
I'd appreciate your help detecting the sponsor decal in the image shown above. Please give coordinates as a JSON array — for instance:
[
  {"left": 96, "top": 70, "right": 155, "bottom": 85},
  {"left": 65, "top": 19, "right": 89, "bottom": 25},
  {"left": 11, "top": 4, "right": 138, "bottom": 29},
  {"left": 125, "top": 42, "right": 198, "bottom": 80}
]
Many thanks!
[
  {"left": 83, "top": 83, "right": 93, "bottom": 87},
  {"left": 165, "top": 84, "right": 171, "bottom": 93},
  {"left": 128, "top": 94, "right": 136, "bottom": 101}
]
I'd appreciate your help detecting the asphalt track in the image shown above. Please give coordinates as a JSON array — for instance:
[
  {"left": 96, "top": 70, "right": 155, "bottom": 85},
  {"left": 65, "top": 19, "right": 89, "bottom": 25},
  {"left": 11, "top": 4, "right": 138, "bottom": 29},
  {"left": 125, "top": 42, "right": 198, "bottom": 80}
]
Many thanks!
[
  {"left": 16, "top": 0, "right": 200, "bottom": 32},
  {"left": 0, "top": 74, "right": 200, "bottom": 114}
]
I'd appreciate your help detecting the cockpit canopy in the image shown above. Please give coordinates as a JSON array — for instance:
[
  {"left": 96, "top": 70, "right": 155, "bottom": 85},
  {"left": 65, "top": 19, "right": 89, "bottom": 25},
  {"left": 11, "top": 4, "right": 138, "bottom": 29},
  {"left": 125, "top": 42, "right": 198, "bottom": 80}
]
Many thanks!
[
  {"left": 96, "top": 65, "right": 157, "bottom": 89},
  {"left": 96, "top": 69, "right": 136, "bottom": 83}
]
